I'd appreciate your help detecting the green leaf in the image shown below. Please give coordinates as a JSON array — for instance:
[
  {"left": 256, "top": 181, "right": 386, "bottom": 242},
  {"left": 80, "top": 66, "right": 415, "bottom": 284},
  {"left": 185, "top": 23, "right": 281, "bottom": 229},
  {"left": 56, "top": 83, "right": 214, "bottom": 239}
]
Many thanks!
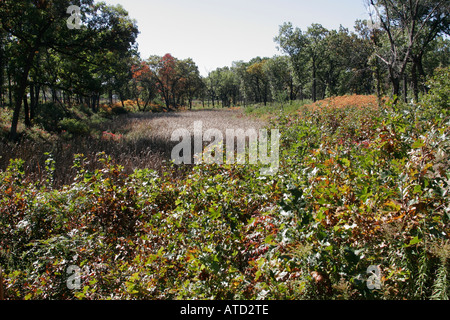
[
  {"left": 413, "top": 185, "right": 422, "bottom": 194},
  {"left": 339, "top": 158, "right": 351, "bottom": 167},
  {"left": 404, "top": 236, "right": 421, "bottom": 248},
  {"left": 411, "top": 139, "right": 425, "bottom": 149},
  {"left": 264, "top": 234, "right": 276, "bottom": 245},
  {"left": 255, "top": 269, "right": 262, "bottom": 281},
  {"left": 208, "top": 206, "right": 222, "bottom": 220},
  {"left": 316, "top": 207, "right": 327, "bottom": 222}
]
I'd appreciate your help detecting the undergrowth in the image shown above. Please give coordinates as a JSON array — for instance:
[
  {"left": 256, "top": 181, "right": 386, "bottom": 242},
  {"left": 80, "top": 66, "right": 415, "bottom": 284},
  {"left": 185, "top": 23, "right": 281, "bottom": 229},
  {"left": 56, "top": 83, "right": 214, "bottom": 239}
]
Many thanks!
[{"left": 0, "top": 68, "right": 448, "bottom": 300}]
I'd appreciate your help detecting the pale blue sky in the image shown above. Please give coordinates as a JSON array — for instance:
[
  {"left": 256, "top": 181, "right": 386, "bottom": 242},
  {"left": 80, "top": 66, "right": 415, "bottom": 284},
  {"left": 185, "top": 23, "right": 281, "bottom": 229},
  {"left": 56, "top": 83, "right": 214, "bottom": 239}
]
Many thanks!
[{"left": 101, "top": 0, "right": 370, "bottom": 76}]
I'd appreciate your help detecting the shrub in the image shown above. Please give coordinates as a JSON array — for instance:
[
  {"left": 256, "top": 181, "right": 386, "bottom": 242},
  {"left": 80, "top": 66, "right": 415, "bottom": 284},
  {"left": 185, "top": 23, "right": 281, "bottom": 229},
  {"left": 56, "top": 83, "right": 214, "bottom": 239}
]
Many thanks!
[
  {"left": 58, "top": 118, "right": 90, "bottom": 136},
  {"left": 34, "top": 103, "right": 68, "bottom": 132},
  {"left": 423, "top": 66, "right": 449, "bottom": 116}
]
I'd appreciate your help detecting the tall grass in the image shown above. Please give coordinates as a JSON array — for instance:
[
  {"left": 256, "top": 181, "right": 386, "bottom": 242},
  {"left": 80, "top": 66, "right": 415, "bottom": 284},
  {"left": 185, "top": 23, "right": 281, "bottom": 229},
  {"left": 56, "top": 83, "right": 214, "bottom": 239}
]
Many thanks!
[{"left": 0, "top": 108, "right": 266, "bottom": 187}]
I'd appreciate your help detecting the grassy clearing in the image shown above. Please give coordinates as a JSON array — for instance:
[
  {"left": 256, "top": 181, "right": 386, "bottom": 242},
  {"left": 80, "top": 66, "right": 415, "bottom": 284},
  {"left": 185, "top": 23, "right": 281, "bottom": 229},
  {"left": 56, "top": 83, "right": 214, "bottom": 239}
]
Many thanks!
[{"left": 0, "top": 108, "right": 266, "bottom": 187}]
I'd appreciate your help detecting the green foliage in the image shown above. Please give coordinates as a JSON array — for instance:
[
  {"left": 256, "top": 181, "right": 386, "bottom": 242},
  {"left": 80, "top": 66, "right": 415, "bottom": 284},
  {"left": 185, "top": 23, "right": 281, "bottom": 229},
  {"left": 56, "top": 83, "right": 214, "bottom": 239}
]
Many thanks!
[
  {"left": 0, "top": 77, "right": 448, "bottom": 299},
  {"left": 34, "top": 103, "right": 68, "bottom": 133},
  {"left": 423, "top": 67, "right": 449, "bottom": 115},
  {"left": 244, "top": 100, "right": 312, "bottom": 119},
  {"left": 59, "top": 118, "right": 90, "bottom": 136}
]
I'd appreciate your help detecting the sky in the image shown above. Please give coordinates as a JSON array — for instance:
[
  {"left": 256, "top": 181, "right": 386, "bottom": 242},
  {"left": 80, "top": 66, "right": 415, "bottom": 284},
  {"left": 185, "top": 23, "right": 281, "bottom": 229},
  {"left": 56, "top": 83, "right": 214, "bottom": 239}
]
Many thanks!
[{"left": 101, "top": 0, "right": 370, "bottom": 76}]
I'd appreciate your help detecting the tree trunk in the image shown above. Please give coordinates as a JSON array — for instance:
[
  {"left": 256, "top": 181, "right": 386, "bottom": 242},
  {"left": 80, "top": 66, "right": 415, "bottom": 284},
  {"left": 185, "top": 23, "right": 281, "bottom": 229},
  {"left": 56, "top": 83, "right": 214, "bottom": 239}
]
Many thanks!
[
  {"left": 92, "top": 94, "right": 99, "bottom": 113},
  {"left": 392, "top": 76, "right": 400, "bottom": 104},
  {"left": 30, "top": 85, "right": 35, "bottom": 121},
  {"left": 42, "top": 87, "right": 47, "bottom": 103},
  {"left": 23, "top": 94, "right": 31, "bottom": 127},
  {"left": 289, "top": 78, "right": 295, "bottom": 101},
  {"left": 85, "top": 95, "right": 90, "bottom": 110},
  {"left": 34, "top": 85, "right": 40, "bottom": 117},
  {"left": 51, "top": 87, "right": 56, "bottom": 103},
  {"left": 91, "top": 95, "right": 96, "bottom": 113},
  {"left": 0, "top": 82, "right": 3, "bottom": 109},
  {"left": 417, "top": 58, "right": 428, "bottom": 95},
  {"left": 7, "top": 68, "right": 12, "bottom": 109},
  {"left": 10, "top": 49, "right": 36, "bottom": 140},
  {"left": 403, "top": 74, "right": 408, "bottom": 103},
  {"left": 0, "top": 265, "right": 4, "bottom": 300},
  {"left": 411, "top": 61, "right": 419, "bottom": 103},
  {"left": 118, "top": 91, "right": 125, "bottom": 108},
  {"left": 0, "top": 34, "right": 3, "bottom": 109}
]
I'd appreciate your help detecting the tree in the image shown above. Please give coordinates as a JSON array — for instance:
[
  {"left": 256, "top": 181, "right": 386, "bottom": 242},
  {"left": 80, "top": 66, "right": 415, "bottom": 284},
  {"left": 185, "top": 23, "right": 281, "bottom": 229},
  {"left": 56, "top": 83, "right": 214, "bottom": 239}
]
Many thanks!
[
  {"left": 246, "top": 58, "right": 271, "bottom": 105},
  {"left": 107, "top": 50, "right": 139, "bottom": 108},
  {"left": 0, "top": 0, "right": 139, "bottom": 139},
  {"left": 304, "top": 24, "right": 329, "bottom": 102},
  {"left": 177, "top": 58, "right": 204, "bottom": 109},
  {"left": 274, "top": 22, "right": 310, "bottom": 101},
  {"left": 0, "top": 0, "right": 90, "bottom": 139},
  {"left": 0, "top": 29, "right": 5, "bottom": 108},
  {"left": 147, "top": 54, "right": 179, "bottom": 110},
  {"left": 216, "top": 67, "right": 240, "bottom": 107},
  {"left": 325, "top": 25, "right": 375, "bottom": 96},
  {"left": 131, "top": 60, "right": 157, "bottom": 111},
  {"left": 205, "top": 70, "right": 219, "bottom": 107},
  {"left": 263, "top": 55, "right": 294, "bottom": 104},
  {"left": 367, "top": 0, "right": 449, "bottom": 102},
  {"left": 275, "top": 22, "right": 329, "bottom": 102},
  {"left": 146, "top": 54, "right": 203, "bottom": 110}
]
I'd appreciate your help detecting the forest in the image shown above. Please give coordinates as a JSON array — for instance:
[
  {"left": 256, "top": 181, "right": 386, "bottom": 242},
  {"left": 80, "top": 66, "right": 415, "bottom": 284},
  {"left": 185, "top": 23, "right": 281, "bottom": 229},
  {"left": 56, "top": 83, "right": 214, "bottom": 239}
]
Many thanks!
[{"left": 0, "top": 0, "right": 449, "bottom": 301}]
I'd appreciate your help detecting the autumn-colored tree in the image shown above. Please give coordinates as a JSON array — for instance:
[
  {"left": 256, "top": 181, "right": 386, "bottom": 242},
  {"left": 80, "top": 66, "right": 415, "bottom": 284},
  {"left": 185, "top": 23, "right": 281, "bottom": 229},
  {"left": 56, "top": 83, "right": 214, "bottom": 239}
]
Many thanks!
[
  {"left": 146, "top": 54, "right": 177, "bottom": 110},
  {"left": 146, "top": 54, "right": 202, "bottom": 110},
  {"left": 131, "top": 61, "right": 157, "bottom": 111}
]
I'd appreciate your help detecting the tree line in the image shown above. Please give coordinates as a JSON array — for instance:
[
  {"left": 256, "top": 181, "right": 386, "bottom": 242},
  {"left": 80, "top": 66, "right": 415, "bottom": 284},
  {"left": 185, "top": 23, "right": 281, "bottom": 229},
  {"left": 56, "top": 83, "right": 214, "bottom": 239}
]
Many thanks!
[
  {"left": 0, "top": 0, "right": 139, "bottom": 140},
  {"left": 204, "top": 0, "right": 448, "bottom": 106},
  {"left": 205, "top": 0, "right": 448, "bottom": 107},
  {"left": 1, "top": 0, "right": 449, "bottom": 141}
]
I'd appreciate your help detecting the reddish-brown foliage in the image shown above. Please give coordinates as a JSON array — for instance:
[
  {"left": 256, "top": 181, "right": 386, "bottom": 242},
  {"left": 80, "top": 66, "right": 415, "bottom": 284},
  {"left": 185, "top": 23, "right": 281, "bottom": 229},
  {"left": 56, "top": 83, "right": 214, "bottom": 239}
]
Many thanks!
[{"left": 304, "top": 94, "right": 389, "bottom": 111}]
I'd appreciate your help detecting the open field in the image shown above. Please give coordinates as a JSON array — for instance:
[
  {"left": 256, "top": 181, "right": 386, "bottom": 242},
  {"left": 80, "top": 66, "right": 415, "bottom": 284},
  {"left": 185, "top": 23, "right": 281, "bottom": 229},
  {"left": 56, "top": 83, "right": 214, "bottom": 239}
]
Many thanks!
[{"left": 0, "top": 109, "right": 266, "bottom": 187}]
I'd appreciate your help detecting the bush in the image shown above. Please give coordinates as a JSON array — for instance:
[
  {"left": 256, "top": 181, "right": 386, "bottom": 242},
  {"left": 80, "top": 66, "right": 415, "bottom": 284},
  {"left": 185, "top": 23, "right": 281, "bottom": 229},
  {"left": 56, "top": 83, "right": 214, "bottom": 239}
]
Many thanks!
[
  {"left": 58, "top": 118, "right": 90, "bottom": 136},
  {"left": 34, "top": 103, "right": 68, "bottom": 132},
  {"left": 423, "top": 66, "right": 449, "bottom": 116}
]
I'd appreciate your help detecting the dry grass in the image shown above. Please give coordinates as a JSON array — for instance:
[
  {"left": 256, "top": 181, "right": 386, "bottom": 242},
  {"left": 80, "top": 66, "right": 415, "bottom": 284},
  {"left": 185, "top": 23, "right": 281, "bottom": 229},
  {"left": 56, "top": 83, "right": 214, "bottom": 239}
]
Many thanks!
[
  {"left": 110, "top": 109, "right": 266, "bottom": 140},
  {"left": 0, "top": 109, "right": 267, "bottom": 187},
  {"left": 303, "top": 94, "right": 389, "bottom": 111}
]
